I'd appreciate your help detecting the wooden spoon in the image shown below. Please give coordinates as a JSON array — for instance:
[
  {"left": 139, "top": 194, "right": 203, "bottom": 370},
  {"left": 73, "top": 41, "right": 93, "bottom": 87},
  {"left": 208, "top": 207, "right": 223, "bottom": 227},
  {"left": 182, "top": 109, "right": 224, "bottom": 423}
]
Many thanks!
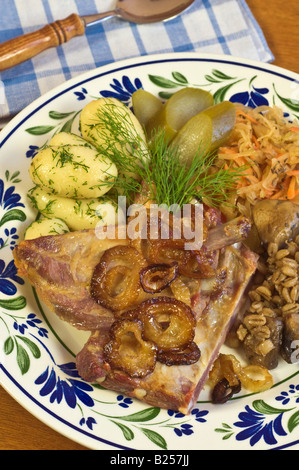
[{"left": 0, "top": 0, "right": 195, "bottom": 72}]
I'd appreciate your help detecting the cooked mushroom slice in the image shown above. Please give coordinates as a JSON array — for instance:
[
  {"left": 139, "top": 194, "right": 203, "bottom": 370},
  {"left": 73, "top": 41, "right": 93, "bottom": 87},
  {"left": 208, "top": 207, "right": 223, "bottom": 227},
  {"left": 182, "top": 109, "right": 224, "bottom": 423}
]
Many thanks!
[
  {"left": 281, "top": 313, "right": 299, "bottom": 364},
  {"left": 252, "top": 200, "right": 299, "bottom": 248}
]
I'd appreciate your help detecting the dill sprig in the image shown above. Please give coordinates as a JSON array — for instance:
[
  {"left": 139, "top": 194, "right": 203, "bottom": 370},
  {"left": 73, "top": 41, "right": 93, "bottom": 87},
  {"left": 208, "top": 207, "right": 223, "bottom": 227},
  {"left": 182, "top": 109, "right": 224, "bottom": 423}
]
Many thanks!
[{"left": 92, "top": 101, "right": 246, "bottom": 208}]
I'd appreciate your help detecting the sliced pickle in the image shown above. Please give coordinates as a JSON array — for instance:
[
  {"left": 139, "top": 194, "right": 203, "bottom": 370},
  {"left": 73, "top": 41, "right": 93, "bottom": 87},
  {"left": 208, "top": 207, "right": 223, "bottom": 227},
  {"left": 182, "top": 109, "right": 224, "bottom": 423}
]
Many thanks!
[
  {"left": 146, "top": 88, "right": 214, "bottom": 141},
  {"left": 202, "top": 101, "right": 236, "bottom": 152},
  {"left": 132, "top": 89, "right": 163, "bottom": 128},
  {"left": 172, "top": 113, "right": 213, "bottom": 167},
  {"left": 172, "top": 101, "right": 236, "bottom": 166}
]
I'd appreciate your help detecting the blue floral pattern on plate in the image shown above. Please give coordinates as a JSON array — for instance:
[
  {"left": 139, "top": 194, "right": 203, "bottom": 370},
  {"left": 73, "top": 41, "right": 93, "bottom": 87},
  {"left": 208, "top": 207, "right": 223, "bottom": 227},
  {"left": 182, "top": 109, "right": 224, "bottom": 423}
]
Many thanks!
[{"left": 0, "top": 55, "right": 298, "bottom": 450}]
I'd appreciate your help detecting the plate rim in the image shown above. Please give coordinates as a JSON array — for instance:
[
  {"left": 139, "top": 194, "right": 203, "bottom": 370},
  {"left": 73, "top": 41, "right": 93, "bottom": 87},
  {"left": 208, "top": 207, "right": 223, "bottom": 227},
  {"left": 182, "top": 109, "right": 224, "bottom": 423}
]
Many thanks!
[
  {"left": 1, "top": 51, "right": 299, "bottom": 147},
  {"left": 1, "top": 51, "right": 299, "bottom": 451}
]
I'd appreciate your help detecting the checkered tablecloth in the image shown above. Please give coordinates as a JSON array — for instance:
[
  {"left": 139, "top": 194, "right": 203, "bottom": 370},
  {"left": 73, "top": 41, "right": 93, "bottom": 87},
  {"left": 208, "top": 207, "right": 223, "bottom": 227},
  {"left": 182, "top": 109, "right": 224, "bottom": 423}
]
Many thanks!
[{"left": 0, "top": 0, "right": 273, "bottom": 121}]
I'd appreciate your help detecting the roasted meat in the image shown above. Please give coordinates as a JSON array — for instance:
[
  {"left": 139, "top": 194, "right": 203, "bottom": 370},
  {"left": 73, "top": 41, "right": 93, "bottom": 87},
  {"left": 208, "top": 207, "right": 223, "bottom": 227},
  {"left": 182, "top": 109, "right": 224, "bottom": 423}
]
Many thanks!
[
  {"left": 13, "top": 215, "right": 257, "bottom": 413},
  {"left": 76, "top": 244, "right": 258, "bottom": 413},
  {"left": 13, "top": 231, "right": 128, "bottom": 330}
]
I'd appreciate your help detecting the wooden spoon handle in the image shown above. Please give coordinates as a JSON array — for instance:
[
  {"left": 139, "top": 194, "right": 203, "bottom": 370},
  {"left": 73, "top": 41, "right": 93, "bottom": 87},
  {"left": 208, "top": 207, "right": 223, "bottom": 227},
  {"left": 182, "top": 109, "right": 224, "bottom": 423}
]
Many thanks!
[{"left": 0, "top": 13, "right": 85, "bottom": 72}]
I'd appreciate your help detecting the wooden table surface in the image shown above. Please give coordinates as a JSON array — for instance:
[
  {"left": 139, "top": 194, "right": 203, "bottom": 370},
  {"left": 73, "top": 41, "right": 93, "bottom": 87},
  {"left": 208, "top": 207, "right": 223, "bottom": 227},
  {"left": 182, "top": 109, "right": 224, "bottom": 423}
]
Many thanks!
[{"left": 1, "top": 0, "right": 298, "bottom": 451}]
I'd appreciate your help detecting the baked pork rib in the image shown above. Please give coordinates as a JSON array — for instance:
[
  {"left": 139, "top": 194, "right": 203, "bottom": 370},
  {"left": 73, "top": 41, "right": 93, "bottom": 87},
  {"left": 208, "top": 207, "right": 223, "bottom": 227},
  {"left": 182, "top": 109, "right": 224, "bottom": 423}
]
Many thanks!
[
  {"left": 76, "top": 244, "right": 257, "bottom": 413},
  {"left": 13, "top": 217, "right": 257, "bottom": 413},
  {"left": 13, "top": 231, "right": 128, "bottom": 331}
]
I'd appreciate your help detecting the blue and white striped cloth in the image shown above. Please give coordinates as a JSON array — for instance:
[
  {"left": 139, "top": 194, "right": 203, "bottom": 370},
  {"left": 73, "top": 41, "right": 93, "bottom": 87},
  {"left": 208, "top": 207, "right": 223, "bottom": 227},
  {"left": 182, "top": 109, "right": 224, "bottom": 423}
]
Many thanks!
[{"left": 0, "top": 0, "right": 273, "bottom": 120}]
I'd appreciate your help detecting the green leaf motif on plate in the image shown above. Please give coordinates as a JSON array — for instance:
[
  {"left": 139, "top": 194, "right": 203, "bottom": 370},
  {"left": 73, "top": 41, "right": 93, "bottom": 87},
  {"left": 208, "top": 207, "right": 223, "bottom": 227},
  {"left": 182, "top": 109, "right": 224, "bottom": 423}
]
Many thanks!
[
  {"left": 140, "top": 427, "right": 167, "bottom": 450},
  {"left": 252, "top": 399, "right": 293, "bottom": 415},
  {"left": 25, "top": 109, "right": 79, "bottom": 138},
  {"left": 148, "top": 74, "right": 182, "bottom": 89},
  {"left": 111, "top": 420, "right": 135, "bottom": 441},
  {"left": 273, "top": 83, "right": 299, "bottom": 113},
  {"left": 48, "top": 111, "right": 75, "bottom": 120},
  {"left": 26, "top": 125, "right": 56, "bottom": 136},
  {"left": 213, "top": 79, "right": 244, "bottom": 103},
  {"left": 148, "top": 69, "right": 246, "bottom": 102},
  {"left": 0, "top": 209, "right": 26, "bottom": 227},
  {"left": 214, "top": 422, "right": 234, "bottom": 440},
  {"left": 0, "top": 296, "right": 26, "bottom": 310},
  {"left": 115, "top": 407, "right": 160, "bottom": 423},
  {"left": 171, "top": 72, "right": 188, "bottom": 85},
  {"left": 3, "top": 333, "right": 41, "bottom": 375},
  {"left": 4, "top": 336, "right": 14, "bottom": 355},
  {"left": 16, "top": 341, "right": 30, "bottom": 375},
  {"left": 16, "top": 335, "right": 41, "bottom": 359},
  {"left": 288, "top": 410, "right": 299, "bottom": 433}
]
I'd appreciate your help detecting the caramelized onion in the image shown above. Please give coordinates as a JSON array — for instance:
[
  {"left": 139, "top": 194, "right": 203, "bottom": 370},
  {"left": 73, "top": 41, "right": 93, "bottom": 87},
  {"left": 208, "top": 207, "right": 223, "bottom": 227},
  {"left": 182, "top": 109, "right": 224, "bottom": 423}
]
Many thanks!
[
  {"left": 142, "top": 238, "right": 186, "bottom": 267},
  {"left": 90, "top": 245, "right": 146, "bottom": 311},
  {"left": 131, "top": 297, "right": 196, "bottom": 351},
  {"left": 157, "top": 341, "right": 201, "bottom": 366},
  {"left": 139, "top": 262, "right": 178, "bottom": 293},
  {"left": 212, "top": 378, "right": 241, "bottom": 404},
  {"left": 104, "top": 319, "right": 157, "bottom": 378},
  {"left": 142, "top": 238, "right": 216, "bottom": 279}
]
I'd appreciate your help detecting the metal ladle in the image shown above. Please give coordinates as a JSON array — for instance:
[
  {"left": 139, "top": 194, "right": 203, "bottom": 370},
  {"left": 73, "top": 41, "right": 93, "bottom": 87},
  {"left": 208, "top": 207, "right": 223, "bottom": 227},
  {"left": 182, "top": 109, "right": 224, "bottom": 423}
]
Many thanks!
[{"left": 0, "top": 0, "right": 195, "bottom": 72}]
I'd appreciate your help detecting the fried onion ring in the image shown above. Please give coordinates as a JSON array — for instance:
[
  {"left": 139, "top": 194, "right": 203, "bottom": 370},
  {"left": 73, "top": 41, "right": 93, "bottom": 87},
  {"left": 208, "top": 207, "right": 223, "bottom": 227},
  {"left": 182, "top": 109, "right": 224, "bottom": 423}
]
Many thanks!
[
  {"left": 90, "top": 245, "right": 146, "bottom": 311},
  {"left": 104, "top": 319, "right": 157, "bottom": 378},
  {"left": 157, "top": 341, "right": 201, "bottom": 366},
  {"left": 211, "top": 378, "right": 241, "bottom": 404},
  {"left": 239, "top": 365, "right": 273, "bottom": 392},
  {"left": 139, "top": 262, "right": 178, "bottom": 293},
  {"left": 131, "top": 297, "right": 196, "bottom": 352}
]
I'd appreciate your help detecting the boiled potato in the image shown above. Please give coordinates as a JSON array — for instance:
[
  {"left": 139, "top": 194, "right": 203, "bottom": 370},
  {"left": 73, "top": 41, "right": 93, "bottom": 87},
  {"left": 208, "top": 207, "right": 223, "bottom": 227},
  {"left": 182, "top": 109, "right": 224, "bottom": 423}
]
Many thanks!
[
  {"left": 29, "top": 134, "right": 118, "bottom": 199},
  {"left": 28, "top": 186, "right": 121, "bottom": 231},
  {"left": 24, "top": 217, "right": 69, "bottom": 240},
  {"left": 80, "top": 98, "right": 150, "bottom": 178},
  {"left": 49, "top": 132, "right": 94, "bottom": 148}
]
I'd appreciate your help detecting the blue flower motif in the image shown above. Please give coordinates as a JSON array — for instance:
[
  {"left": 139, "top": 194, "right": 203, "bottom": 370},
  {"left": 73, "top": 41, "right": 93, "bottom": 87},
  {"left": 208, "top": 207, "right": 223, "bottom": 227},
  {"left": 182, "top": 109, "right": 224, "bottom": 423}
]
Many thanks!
[
  {"left": 35, "top": 363, "right": 94, "bottom": 408},
  {"left": 167, "top": 410, "right": 185, "bottom": 418},
  {"left": 13, "top": 320, "right": 28, "bottom": 334},
  {"left": 116, "top": 395, "right": 133, "bottom": 408},
  {"left": 234, "top": 405, "right": 287, "bottom": 446},
  {"left": 174, "top": 423, "right": 194, "bottom": 437},
  {"left": 276, "top": 384, "right": 299, "bottom": 405},
  {"left": 0, "top": 227, "right": 19, "bottom": 251},
  {"left": 26, "top": 313, "right": 48, "bottom": 338},
  {"left": 0, "top": 259, "right": 24, "bottom": 295},
  {"left": 26, "top": 145, "right": 39, "bottom": 159},
  {"left": 100, "top": 76, "right": 143, "bottom": 104},
  {"left": 80, "top": 416, "right": 97, "bottom": 430},
  {"left": 74, "top": 87, "right": 88, "bottom": 101},
  {"left": 0, "top": 179, "right": 25, "bottom": 210},
  {"left": 230, "top": 85, "right": 269, "bottom": 108},
  {"left": 191, "top": 408, "right": 209, "bottom": 423}
]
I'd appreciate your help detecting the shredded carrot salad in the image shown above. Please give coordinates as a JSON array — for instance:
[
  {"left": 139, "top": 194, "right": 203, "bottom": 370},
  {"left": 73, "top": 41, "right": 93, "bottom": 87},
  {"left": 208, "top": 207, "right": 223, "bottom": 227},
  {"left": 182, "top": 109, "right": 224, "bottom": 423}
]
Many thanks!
[{"left": 217, "top": 103, "right": 299, "bottom": 214}]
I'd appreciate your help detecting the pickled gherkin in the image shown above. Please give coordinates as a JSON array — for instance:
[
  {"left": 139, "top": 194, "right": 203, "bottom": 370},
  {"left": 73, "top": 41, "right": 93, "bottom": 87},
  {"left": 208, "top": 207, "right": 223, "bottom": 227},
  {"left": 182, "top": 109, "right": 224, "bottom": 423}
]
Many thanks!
[
  {"left": 171, "top": 114, "right": 213, "bottom": 167},
  {"left": 172, "top": 101, "right": 236, "bottom": 166},
  {"left": 132, "top": 89, "right": 163, "bottom": 128},
  {"left": 146, "top": 88, "right": 214, "bottom": 141},
  {"left": 202, "top": 101, "right": 236, "bottom": 152}
]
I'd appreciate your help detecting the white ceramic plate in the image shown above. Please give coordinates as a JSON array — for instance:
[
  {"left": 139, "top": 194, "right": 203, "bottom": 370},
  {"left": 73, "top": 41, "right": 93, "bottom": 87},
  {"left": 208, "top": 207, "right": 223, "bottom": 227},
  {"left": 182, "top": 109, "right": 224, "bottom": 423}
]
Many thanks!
[{"left": 0, "top": 53, "right": 298, "bottom": 451}]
